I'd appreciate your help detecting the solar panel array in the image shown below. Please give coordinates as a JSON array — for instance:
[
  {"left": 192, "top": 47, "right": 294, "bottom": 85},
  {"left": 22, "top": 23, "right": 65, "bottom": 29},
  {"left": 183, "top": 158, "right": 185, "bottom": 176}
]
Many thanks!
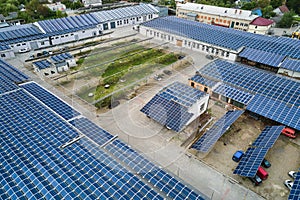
[
  {"left": 51, "top": 52, "right": 73, "bottom": 63},
  {"left": 251, "top": 126, "right": 284, "bottom": 148},
  {"left": 32, "top": 60, "right": 52, "bottom": 70},
  {"left": 233, "top": 147, "right": 269, "bottom": 177},
  {"left": 69, "top": 117, "right": 114, "bottom": 146},
  {"left": 190, "top": 74, "right": 218, "bottom": 88},
  {"left": 0, "top": 76, "right": 18, "bottom": 94},
  {"left": 0, "top": 24, "right": 44, "bottom": 45},
  {"left": 20, "top": 82, "right": 80, "bottom": 121},
  {"left": 92, "top": 4, "right": 159, "bottom": 22},
  {"left": 280, "top": 58, "right": 300, "bottom": 72},
  {"left": 142, "top": 17, "right": 300, "bottom": 60},
  {"left": 0, "top": 59, "right": 29, "bottom": 83},
  {"left": 191, "top": 110, "right": 244, "bottom": 152},
  {"left": 289, "top": 170, "right": 300, "bottom": 200},
  {"left": 213, "top": 83, "right": 254, "bottom": 105},
  {"left": 239, "top": 47, "right": 285, "bottom": 67},
  {"left": 247, "top": 94, "right": 300, "bottom": 131},
  {"left": 199, "top": 59, "right": 300, "bottom": 107},
  {"left": 105, "top": 139, "right": 205, "bottom": 200},
  {"left": 0, "top": 89, "right": 166, "bottom": 200},
  {"left": 234, "top": 126, "right": 284, "bottom": 177},
  {"left": 159, "top": 82, "right": 206, "bottom": 107},
  {"left": 0, "top": 59, "right": 207, "bottom": 199},
  {"left": 141, "top": 94, "right": 193, "bottom": 132},
  {"left": 37, "top": 13, "right": 100, "bottom": 35}
]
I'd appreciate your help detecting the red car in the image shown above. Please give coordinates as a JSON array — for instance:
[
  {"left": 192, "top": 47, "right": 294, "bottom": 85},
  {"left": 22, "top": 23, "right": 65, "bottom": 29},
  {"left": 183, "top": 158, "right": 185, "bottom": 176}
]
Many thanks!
[{"left": 281, "top": 127, "right": 296, "bottom": 139}]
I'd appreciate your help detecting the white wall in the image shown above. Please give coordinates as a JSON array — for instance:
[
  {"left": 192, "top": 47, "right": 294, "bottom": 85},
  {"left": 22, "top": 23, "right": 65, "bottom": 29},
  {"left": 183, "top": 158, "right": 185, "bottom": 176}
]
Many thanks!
[
  {"left": 10, "top": 42, "right": 31, "bottom": 52},
  {"left": 248, "top": 24, "right": 271, "bottom": 35},
  {"left": 34, "top": 66, "right": 58, "bottom": 77},
  {"left": 186, "top": 94, "right": 209, "bottom": 125},
  {"left": 278, "top": 68, "right": 300, "bottom": 78},
  {"left": 66, "top": 58, "right": 77, "bottom": 67},
  {"left": 140, "top": 26, "right": 238, "bottom": 61},
  {"left": 0, "top": 49, "right": 15, "bottom": 60}
]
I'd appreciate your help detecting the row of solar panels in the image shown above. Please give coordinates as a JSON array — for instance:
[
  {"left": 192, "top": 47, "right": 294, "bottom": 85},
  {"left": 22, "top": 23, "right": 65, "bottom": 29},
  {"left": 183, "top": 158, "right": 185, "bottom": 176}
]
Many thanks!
[
  {"left": 143, "top": 17, "right": 300, "bottom": 67},
  {"left": 190, "top": 110, "right": 244, "bottom": 152},
  {"left": 0, "top": 60, "right": 207, "bottom": 199},
  {"left": 233, "top": 126, "right": 284, "bottom": 178}
]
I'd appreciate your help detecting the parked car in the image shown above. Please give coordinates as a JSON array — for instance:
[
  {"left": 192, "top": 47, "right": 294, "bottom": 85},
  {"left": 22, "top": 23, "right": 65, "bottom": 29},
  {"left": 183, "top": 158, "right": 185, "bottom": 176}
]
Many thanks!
[
  {"left": 281, "top": 127, "right": 296, "bottom": 138},
  {"left": 249, "top": 175, "right": 262, "bottom": 186},
  {"left": 232, "top": 150, "right": 244, "bottom": 162},
  {"left": 18, "top": 47, "right": 30, "bottom": 53},
  {"left": 284, "top": 180, "right": 293, "bottom": 190},
  {"left": 288, "top": 171, "right": 297, "bottom": 179},
  {"left": 257, "top": 166, "right": 268, "bottom": 180},
  {"left": 261, "top": 158, "right": 271, "bottom": 168}
]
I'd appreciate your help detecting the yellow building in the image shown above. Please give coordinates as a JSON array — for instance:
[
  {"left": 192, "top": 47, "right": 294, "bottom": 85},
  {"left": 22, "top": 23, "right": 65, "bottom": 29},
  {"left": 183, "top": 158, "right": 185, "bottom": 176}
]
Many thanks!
[{"left": 176, "top": 2, "right": 258, "bottom": 31}]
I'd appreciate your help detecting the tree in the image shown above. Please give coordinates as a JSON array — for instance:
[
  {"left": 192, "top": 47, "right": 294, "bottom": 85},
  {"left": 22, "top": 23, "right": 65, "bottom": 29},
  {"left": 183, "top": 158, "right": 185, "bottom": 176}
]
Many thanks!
[
  {"left": 270, "top": 0, "right": 283, "bottom": 9},
  {"left": 241, "top": 2, "right": 257, "bottom": 10},
  {"left": 286, "top": 0, "right": 300, "bottom": 14},
  {"left": 277, "top": 10, "right": 296, "bottom": 28},
  {"left": 262, "top": 5, "right": 274, "bottom": 18}
]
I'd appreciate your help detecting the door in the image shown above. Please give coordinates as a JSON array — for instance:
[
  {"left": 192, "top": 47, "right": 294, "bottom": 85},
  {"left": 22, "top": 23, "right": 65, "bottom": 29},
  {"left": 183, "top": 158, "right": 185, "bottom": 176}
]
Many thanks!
[{"left": 176, "top": 39, "right": 182, "bottom": 47}]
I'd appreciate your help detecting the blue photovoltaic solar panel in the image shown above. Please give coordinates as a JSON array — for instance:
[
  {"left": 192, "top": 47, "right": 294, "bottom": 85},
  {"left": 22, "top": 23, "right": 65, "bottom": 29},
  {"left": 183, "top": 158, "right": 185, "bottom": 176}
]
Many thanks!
[
  {"left": 213, "top": 83, "right": 254, "bottom": 105},
  {"left": 0, "top": 59, "right": 29, "bottom": 83},
  {"left": 191, "top": 110, "right": 244, "bottom": 152},
  {"left": 159, "top": 82, "right": 206, "bottom": 107},
  {"left": 141, "top": 94, "right": 193, "bottom": 132},
  {"left": 33, "top": 60, "right": 52, "bottom": 70},
  {"left": 190, "top": 74, "right": 218, "bottom": 88},
  {"left": 247, "top": 94, "right": 300, "bottom": 131},
  {"left": 69, "top": 117, "right": 113, "bottom": 146},
  {"left": 105, "top": 139, "right": 207, "bottom": 200},
  {"left": 20, "top": 82, "right": 80, "bottom": 121},
  {"left": 0, "top": 76, "right": 18, "bottom": 94},
  {"left": 199, "top": 59, "right": 300, "bottom": 107},
  {"left": 92, "top": 4, "right": 158, "bottom": 23},
  {"left": 239, "top": 47, "right": 285, "bottom": 67},
  {"left": 0, "top": 89, "right": 165, "bottom": 200},
  {"left": 51, "top": 52, "right": 73, "bottom": 63},
  {"left": 233, "top": 147, "right": 269, "bottom": 177},
  {"left": 252, "top": 126, "right": 284, "bottom": 148},
  {"left": 288, "top": 170, "right": 300, "bottom": 200},
  {"left": 142, "top": 17, "right": 300, "bottom": 59},
  {"left": 280, "top": 58, "right": 300, "bottom": 72}
]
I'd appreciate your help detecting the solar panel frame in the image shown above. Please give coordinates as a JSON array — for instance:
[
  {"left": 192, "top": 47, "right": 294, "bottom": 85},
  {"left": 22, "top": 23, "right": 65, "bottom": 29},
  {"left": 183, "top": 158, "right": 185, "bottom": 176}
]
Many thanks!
[
  {"left": 251, "top": 126, "right": 284, "bottom": 148},
  {"left": 288, "top": 170, "right": 300, "bottom": 200},
  {"left": 233, "top": 147, "right": 269, "bottom": 177}
]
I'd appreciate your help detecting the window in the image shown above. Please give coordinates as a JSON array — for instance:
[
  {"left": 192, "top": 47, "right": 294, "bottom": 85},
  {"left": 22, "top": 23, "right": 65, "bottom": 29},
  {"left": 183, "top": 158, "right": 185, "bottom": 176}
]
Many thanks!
[
  {"left": 184, "top": 40, "right": 187, "bottom": 45},
  {"left": 236, "top": 22, "right": 239, "bottom": 25},
  {"left": 216, "top": 19, "right": 218, "bottom": 22},
  {"left": 71, "top": 33, "right": 74, "bottom": 36},
  {"left": 204, "top": 16, "right": 207, "bottom": 19},
  {"left": 197, "top": 44, "right": 200, "bottom": 49},
  {"left": 191, "top": 82, "right": 195, "bottom": 87},
  {"left": 117, "top": 21, "right": 120, "bottom": 26},
  {"left": 188, "top": 41, "right": 191, "bottom": 46},
  {"left": 255, "top": 26, "right": 258, "bottom": 29},
  {"left": 124, "top": 19, "right": 126, "bottom": 24},
  {"left": 41, "top": 41, "right": 45, "bottom": 45},
  {"left": 240, "top": 23, "right": 244, "bottom": 26},
  {"left": 120, "top": 21, "right": 122, "bottom": 25},
  {"left": 1, "top": 54, "right": 6, "bottom": 58},
  {"left": 61, "top": 35, "right": 64, "bottom": 38},
  {"left": 208, "top": 17, "right": 211, "bottom": 20},
  {"left": 17, "top": 44, "right": 21, "bottom": 46},
  {"left": 220, "top": 19, "right": 223, "bottom": 22},
  {"left": 55, "top": 37, "right": 59, "bottom": 39},
  {"left": 200, "top": 103, "right": 205, "bottom": 112},
  {"left": 200, "top": 16, "right": 203, "bottom": 19},
  {"left": 22, "top": 43, "right": 26, "bottom": 46},
  {"left": 150, "top": 30, "right": 152, "bottom": 35},
  {"left": 226, "top": 52, "right": 230, "bottom": 57},
  {"left": 65, "top": 35, "right": 68, "bottom": 37},
  {"left": 82, "top": 30, "right": 85, "bottom": 33},
  {"left": 223, "top": 20, "right": 227, "bottom": 23},
  {"left": 202, "top": 45, "right": 205, "bottom": 51}
]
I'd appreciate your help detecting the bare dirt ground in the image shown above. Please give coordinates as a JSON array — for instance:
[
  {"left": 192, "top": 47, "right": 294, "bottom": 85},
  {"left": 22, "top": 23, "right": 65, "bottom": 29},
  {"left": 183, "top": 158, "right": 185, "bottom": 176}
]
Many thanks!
[{"left": 198, "top": 104, "right": 300, "bottom": 200}]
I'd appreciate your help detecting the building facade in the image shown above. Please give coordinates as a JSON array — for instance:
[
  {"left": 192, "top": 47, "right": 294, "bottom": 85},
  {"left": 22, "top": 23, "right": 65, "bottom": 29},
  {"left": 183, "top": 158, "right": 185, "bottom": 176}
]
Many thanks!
[{"left": 176, "top": 3, "right": 258, "bottom": 31}]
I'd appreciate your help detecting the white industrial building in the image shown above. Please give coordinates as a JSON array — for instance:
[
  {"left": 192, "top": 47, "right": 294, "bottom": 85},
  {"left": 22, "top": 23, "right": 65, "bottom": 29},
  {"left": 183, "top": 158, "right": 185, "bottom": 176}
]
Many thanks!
[{"left": 0, "top": 4, "right": 160, "bottom": 60}]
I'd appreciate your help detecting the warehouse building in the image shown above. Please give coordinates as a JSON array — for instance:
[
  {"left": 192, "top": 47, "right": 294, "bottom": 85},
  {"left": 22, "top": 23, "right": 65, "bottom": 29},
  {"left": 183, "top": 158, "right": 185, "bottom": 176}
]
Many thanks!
[
  {"left": 140, "top": 16, "right": 300, "bottom": 76},
  {"left": 0, "top": 4, "right": 159, "bottom": 59}
]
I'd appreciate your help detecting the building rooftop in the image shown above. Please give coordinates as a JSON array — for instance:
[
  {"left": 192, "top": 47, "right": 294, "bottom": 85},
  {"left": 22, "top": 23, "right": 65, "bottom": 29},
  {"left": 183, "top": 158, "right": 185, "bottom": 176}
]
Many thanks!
[
  {"left": 250, "top": 17, "right": 274, "bottom": 26},
  {"left": 177, "top": 3, "right": 258, "bottom": 21}
]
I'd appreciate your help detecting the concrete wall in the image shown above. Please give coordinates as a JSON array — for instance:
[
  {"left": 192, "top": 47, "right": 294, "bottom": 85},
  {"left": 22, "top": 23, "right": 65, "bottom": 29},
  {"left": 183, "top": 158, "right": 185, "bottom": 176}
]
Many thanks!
[
  {"left": 34, "top": 66, "right": 58, "bottom": 77},
  {"left": 66, "top": 58, "right": 77, "bottom": 68},
  {"left": 0, "top": 49, "right": 15, "bottom": 60},
  {"left": 186, "top": 94, "right": 209, "bottom": 125},
  {"left": 140, "top": 26, "right": 238, "bottom": 61},
  {"left": 248, "top": 24, "right": 271, "bottom": 35}
]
